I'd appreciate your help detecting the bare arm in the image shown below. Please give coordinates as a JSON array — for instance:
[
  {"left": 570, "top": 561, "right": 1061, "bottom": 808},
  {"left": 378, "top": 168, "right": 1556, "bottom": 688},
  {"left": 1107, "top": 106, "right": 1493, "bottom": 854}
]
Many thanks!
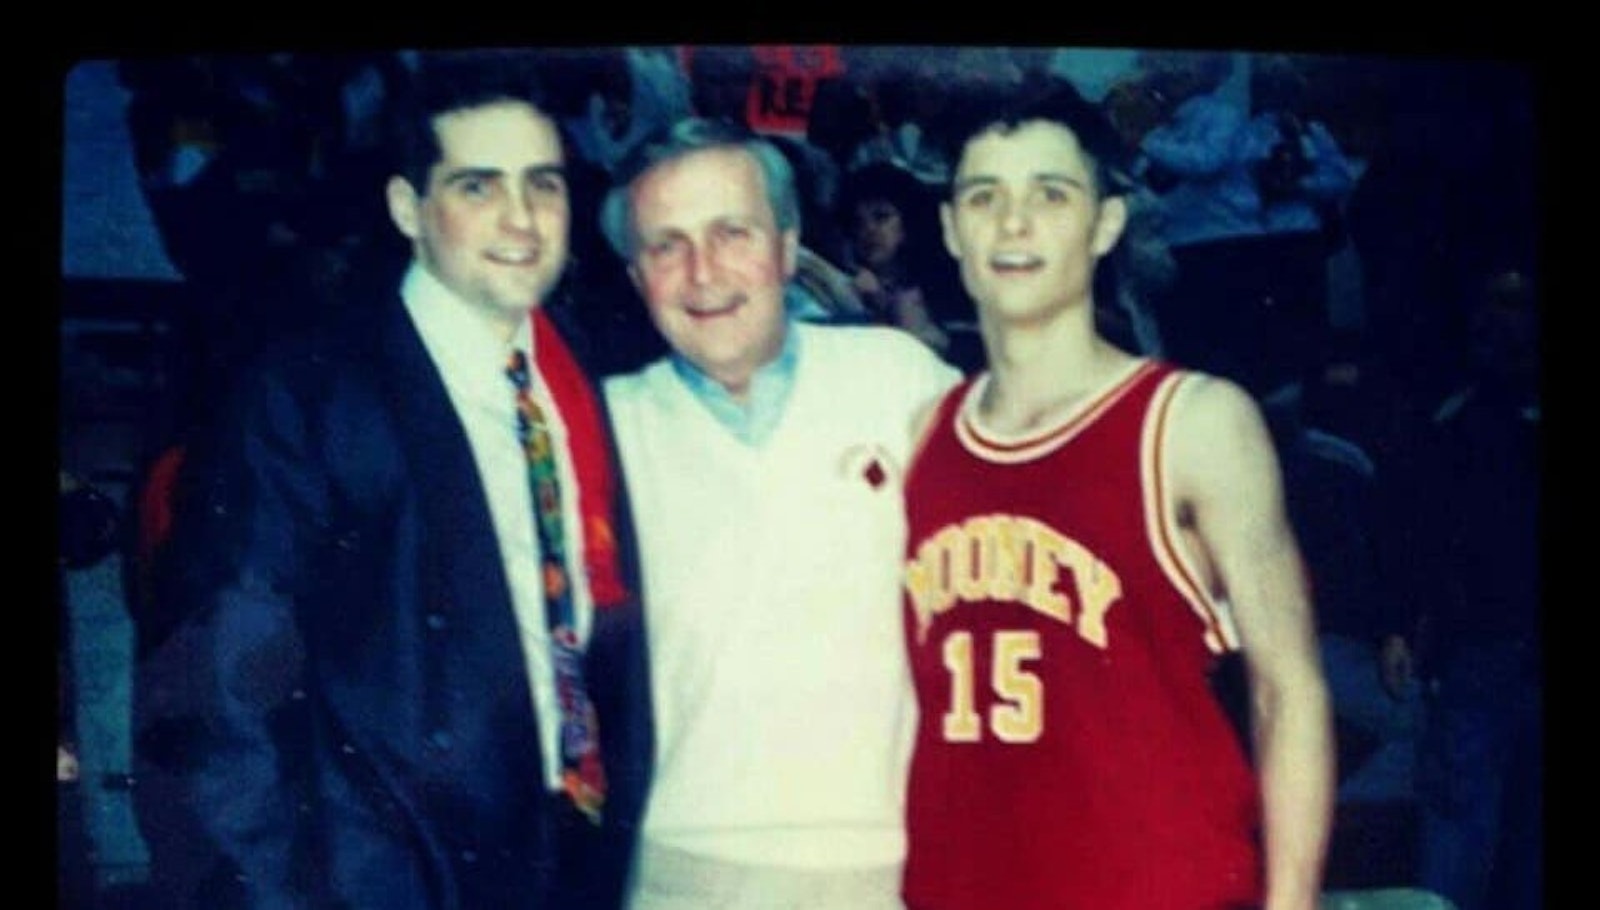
[{"left": 1170, "top": 375, "right": 1334, "bottom": 910}]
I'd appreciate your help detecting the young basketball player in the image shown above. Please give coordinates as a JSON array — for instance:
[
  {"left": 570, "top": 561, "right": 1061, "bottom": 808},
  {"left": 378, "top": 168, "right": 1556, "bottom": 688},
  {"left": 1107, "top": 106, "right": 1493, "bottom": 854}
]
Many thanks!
[{"left": 900, "top": 75, "right": 1334, "bottom": 910}]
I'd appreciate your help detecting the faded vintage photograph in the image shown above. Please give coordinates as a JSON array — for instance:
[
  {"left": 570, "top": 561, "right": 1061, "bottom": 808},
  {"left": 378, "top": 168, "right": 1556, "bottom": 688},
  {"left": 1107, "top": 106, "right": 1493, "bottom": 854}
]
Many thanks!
[{"left": 57, "top": 44, "right": 1539, "bottom": 910}]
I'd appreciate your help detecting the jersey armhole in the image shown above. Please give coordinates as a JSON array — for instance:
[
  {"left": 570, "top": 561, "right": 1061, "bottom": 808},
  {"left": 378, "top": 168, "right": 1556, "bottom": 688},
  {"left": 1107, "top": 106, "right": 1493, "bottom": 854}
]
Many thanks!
[{"left": 1141, "top": 371, "right": 1242, "bottom": 654}]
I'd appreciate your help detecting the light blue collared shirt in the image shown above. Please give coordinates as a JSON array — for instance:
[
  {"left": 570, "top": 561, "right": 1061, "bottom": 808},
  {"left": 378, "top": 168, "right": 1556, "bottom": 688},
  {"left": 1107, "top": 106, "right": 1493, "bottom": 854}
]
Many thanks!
[{"left": 670, "top": 319, "right": 801, "bottom": 447}]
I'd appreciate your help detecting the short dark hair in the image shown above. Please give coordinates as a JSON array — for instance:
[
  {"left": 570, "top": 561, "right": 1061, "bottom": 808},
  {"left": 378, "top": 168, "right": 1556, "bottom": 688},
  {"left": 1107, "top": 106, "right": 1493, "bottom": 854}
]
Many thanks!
[
  {"left": 599, "top": 116, "right": 800, "bottom": 261},
  {"left": 385, "top": 50, "right": 556, "bottom": 192},
  {"left": 838, "top": 162, "right": 931, "bottom": 227},
  {"left": 932, "top": 72, "right": 1136, "bottom": 200}
]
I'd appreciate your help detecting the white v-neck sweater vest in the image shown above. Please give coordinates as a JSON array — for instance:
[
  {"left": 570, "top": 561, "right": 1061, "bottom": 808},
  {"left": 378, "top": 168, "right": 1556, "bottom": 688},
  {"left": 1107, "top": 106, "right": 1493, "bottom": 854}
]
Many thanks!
[{"left": 605, "top": 323, "right": 960, "bottom": 868}]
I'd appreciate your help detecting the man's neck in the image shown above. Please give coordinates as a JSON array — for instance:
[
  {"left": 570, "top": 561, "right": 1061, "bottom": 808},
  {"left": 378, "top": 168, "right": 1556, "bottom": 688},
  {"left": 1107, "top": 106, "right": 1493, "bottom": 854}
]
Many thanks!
[
  {"left": 980, "top": 312, "right": 1135, "bottom": 434},
  {"left": 410, "top": 260, "right": 536, "bottom": 347},
  {"left": 668, "top": 322, "right": 801, "bottom": 447},
  {"left": 716, "top": 380, "right": 752, "bottom": 405},
  {"left": 678, "top": 325, "right": 792, "bottom": 407}
]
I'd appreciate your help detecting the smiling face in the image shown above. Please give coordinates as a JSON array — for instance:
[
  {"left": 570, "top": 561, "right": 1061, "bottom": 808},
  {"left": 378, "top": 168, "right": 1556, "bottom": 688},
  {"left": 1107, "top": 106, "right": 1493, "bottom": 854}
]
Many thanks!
[
  {"left": 940, "top": 119, "right": 1126, "bottom": 330},
  {"left": 386, "top": 100, "right": 570, "bottom": 341},
  {"left": 626, "top": 146, "right": 798, "bottom": 397}
]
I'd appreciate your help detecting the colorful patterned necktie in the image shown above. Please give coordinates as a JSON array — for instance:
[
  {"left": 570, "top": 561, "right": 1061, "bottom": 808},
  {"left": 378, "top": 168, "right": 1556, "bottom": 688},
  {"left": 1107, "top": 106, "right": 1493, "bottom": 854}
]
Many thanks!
[{"left": 506, "top": 347, "right": 605, "bottom": 824}]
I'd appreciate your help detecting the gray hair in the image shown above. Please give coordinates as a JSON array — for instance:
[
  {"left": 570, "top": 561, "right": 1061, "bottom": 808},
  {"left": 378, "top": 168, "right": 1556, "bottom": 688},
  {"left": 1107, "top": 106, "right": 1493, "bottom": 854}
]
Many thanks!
[{"left": 599, "top": 116, "right": 802, "bottom": 260}]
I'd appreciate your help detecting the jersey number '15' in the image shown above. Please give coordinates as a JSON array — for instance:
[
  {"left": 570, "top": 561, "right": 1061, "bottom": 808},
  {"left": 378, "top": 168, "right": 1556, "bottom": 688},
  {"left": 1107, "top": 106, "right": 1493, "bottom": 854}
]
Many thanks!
[{"left": 941, "top": 630, "right": 1044, "bottom": 743}]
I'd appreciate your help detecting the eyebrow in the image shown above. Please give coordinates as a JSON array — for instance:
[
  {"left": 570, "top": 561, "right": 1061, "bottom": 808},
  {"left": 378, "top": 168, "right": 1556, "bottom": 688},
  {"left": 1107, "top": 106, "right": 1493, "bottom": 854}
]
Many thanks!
[
  {"left": 439, "top": 163, "right": 568, "bottom": 186},
  {"left": 952, "top": 172, "right": 1089, "bottom": 193},
  {"left": 1036, "top": 172, "right": 1089, "bottom": 190},
  {"left": 951, "top": 175, "right": 998, "bottom": 195},
  {"left": 523, "top": 164, "right": 568, "bottom": 182},
  {"left": 638, "top": 214, "right": 762, "bottom": 241}
]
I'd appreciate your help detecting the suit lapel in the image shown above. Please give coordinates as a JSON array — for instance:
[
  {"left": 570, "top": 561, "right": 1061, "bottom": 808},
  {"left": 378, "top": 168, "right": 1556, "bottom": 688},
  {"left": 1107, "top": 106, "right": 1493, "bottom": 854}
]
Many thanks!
[{"left": 375, "top": 300, "right": 545, "bottom": 775}]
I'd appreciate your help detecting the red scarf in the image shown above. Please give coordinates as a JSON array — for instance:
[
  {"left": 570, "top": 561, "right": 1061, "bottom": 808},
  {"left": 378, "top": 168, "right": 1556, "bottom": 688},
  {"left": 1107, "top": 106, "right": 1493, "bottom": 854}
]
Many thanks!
[{"left": 530, "top": 310, "right": 630, "bottom": 609}]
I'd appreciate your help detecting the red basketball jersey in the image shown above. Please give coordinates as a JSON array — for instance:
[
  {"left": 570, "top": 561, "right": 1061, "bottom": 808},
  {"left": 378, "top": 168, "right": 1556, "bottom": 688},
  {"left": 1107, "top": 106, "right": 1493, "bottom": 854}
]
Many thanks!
[{"left": 901, "top": 360, "right": 1262, "bottom": 910}]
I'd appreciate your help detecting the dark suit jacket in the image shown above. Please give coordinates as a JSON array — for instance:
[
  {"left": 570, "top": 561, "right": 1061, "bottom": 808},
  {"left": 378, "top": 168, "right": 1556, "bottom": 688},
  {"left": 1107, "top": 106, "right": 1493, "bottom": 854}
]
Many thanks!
[{"left": 169, "top": 294, "right": 653, "bottom": 909}]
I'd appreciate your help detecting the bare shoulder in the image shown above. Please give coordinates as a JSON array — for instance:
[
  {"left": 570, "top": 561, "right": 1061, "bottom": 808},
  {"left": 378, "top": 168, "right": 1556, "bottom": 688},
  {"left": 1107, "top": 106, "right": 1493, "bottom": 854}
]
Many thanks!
[
  {"left": 1168, "top": 371, "right": 1265, "bottom": 439},
  {"left": 1165, "top": 372, "right": 1281, "bottom": 497}
]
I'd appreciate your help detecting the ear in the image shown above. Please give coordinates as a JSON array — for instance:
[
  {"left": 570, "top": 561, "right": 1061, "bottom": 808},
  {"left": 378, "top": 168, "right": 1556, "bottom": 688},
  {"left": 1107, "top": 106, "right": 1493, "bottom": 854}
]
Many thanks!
[
  {"left": 627, "top": 261, "right": 646, "bottom": 297},
  {"left": 386, "top": 175, "right": 422, "bottom": 241},
  {"left": 939, "top": 201, "right": 962, "bottom": 260},
  {"left": 780, "top": 228, "right": 801, "bottom": 280},
  {"left": 1090, "top": 195, "right": 1128, "bottom": 259}
]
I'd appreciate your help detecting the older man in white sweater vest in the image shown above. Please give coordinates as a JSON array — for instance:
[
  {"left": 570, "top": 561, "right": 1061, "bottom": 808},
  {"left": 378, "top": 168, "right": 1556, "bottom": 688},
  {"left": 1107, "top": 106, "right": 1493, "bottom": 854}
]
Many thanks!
[{"left": 598, "top": 117, "right": 961, "bottom": 910}]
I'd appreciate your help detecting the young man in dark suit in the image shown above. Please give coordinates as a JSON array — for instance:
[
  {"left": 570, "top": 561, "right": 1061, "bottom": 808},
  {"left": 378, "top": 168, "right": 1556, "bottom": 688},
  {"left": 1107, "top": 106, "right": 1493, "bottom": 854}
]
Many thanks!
[{"left": 163, "top": 51, "right": 652, "bottom": 909}]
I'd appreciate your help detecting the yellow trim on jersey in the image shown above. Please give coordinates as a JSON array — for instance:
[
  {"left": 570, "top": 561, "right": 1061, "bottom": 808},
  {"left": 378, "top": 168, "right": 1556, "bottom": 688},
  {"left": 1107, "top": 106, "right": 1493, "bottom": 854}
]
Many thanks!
[
  {"left": 956, "top": 360, "right": 1157, "bottom": 465},
  {"left": 1142, "top": 372, "right": 1242, "bottom": 655}
]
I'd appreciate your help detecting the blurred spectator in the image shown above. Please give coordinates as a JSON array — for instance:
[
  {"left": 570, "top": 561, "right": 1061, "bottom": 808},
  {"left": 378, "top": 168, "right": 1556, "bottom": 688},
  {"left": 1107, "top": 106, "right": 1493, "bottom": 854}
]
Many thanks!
[
  {"left": 1126, "top": 51, "right": 1262, "bottom": 384},
  {"left": 1128, "top": 50, "right": 1244, "bottom": 208},
  {"left": 1340, "top": 65, "right": 1454, "bottom": 413},
  {"left": 1247, "top": 54, "right": 1359, "bottom": 244},
  {"left": 60, "top": 471, "right": 122, "bottom": 573},
  {"left": 1241, "top": 55, "right": 1361, "bottom": 399},
  {"left": 58, "top": 470, "right": 125, "bottom": 907},
  {"left": 121, "top": 288, "right": 249, "bottom": 910},
  {"left": 1263, "top": 380, "right": 1420, "bottom": 807},
  {"left": 61, "top": 58, "right": 184, "bottom": 283},
  {"left": 805, "top": 74, "right": 880, "bottom": 180},
  {"left": 804, "top": 73, "right": 893, "bottom": 260},
  {"left": 532, "top": 49, "right": 682, "bottom": 377},
  {"left": 1132, "top": 51, "right": 1356, "bottom": 397},
  {"left": 682, "top": 45, "right": 758, "bottom": 122},
  {"left": 117, "top": 52, "right": 395, "bottom": 432},
  {"left": 121, "top": 54, "right": 320, "bottom": 288},
  {"left": 554, "top": 47, "right": 694, "bottom": 177},
  {"left": 745, "top": 45, "right": 848, "bottom": 137},
  {"left": 770, "top": 131, "right": 849, "bottom": 271},
  {"left": 838, "top": 48, "right": 1021, "bottom": 186},
  {"left": 1344, "top": 57, "right": 1537, "bottom": 427},
  {"left": 837, "top": 161, "right": 976, "bottom": 368},
  {"left": 59, "top": 469, "right": 121, "bottom": 775},
  {"left": 1401, "top": 262, "right": 1541, "bottom": 910},
  {"left": 127, "top": 436, "right": 241, "bottom": 909},
  {"left": 1299, "top": 326, "right": 1393, "bottom": 475},
  {"left": 1048, "top": 47, "right": 1141, "bottom": 105}
]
